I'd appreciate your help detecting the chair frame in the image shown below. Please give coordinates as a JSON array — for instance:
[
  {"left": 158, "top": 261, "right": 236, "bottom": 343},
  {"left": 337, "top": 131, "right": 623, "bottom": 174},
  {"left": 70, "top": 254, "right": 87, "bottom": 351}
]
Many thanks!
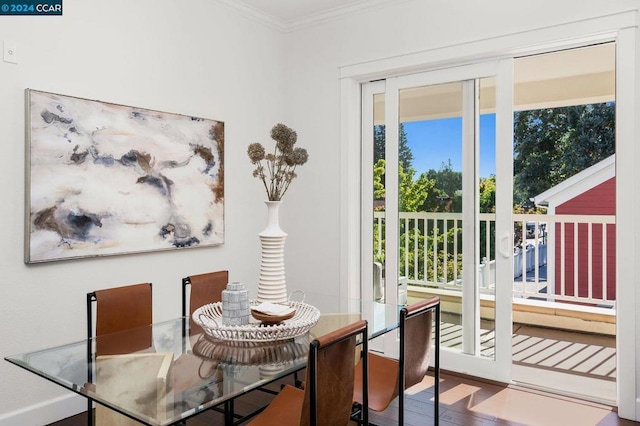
[
  {"left": 86, "top": 292, "right": 96, "bottom": 426},
  {"left": 398, "top": 298, "right": 440, "bottom": 425},
  {"left": 181, "top": 276, "right": 195, "bottom": 319},
  {"left": 181, "top": 275, "right": 192, "bottom": 342},
  {"left": 352, "top": 297, "right": 440, "bottom": 425},
  {"left": 180, "top": 273, "right": 235, "bottom": 423},
  {"left": 181, "top": 271, "right": 275, "bottom": 425},
  {"left": 308, "top": 320, "right": 369, "bottom": 426},
  {"left": 86, "top": 283, "right": 153, "bottom": 426}
]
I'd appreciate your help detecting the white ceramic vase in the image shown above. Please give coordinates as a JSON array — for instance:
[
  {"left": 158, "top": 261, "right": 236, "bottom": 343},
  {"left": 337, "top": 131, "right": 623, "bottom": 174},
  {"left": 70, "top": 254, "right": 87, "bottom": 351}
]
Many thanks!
[{"left": 257, "top": 200, "right": 288, "bottom": 304}]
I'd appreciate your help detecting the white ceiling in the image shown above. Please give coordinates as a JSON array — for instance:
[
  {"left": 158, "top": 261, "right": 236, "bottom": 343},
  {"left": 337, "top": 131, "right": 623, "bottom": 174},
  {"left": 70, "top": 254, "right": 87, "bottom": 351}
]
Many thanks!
[{"left": 233, "top": 0, "right": 373, "bottom": 24}]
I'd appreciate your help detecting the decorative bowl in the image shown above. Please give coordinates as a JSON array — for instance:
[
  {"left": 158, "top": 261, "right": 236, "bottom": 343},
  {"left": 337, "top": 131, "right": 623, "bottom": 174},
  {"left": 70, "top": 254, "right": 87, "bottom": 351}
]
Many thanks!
[
  {"left": 193, "top": 300, "right": 320, "bottom": 342},
  {"left": 251, "top": 309, "right": 296, "bottom": 324}
]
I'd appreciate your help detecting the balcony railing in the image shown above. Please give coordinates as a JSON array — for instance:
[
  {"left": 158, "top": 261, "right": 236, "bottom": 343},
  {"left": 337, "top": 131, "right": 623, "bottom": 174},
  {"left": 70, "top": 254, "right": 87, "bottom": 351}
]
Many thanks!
[{"left": 373, "top": 211, "right": 616, "bottom": 308}]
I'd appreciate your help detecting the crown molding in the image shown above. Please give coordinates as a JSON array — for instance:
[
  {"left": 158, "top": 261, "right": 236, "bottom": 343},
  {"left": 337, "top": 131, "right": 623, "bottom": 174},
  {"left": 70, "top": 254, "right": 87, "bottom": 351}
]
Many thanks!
[
  {"left": 214, "top": 0, "right": 286, "bottom": 32},
  {"left": 216, "top": 0, "right": 407, "bottom": 33},
  {"left": 282, "top": 0, "right": 407, "bottom": 33}
]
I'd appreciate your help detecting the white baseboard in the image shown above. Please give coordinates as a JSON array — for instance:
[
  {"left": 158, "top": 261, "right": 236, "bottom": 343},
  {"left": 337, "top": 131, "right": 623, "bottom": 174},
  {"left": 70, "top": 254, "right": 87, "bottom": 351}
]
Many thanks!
[{"left": 0, "top": 394, "right": 86, "bottom": 426}]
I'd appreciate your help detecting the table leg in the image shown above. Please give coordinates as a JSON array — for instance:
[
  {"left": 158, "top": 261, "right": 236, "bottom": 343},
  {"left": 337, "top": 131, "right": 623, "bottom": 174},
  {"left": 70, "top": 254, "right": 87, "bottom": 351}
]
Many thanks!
[{"left": 224, "top": 399, "right": 234, "bottom": 425}]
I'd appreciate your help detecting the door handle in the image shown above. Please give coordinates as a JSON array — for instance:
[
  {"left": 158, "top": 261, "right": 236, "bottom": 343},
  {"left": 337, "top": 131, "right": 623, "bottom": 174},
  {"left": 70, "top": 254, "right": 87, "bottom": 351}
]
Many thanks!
[{"left": 499, "top": 233, "right": 511, "bottom": 258}]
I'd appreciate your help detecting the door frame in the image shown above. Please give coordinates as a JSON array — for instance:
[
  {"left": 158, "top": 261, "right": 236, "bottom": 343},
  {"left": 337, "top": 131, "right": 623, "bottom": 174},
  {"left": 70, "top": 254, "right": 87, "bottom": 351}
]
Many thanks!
[{"left": 339, "top": 10, "right": 638, "bottom": 420}]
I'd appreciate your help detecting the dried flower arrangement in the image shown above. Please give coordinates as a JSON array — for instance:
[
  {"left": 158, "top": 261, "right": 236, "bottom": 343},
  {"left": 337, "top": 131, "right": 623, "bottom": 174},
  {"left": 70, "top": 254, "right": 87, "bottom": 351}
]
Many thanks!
[{"left": 247, "top": 123, "right": 309, "bottom": 201}]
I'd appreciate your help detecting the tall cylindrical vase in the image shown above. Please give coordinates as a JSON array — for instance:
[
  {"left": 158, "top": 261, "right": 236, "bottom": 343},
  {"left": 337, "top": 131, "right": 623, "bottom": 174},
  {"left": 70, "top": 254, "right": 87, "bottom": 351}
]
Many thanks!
[{"left": 257, "top": 200, "right": 288, "bottom": 304}]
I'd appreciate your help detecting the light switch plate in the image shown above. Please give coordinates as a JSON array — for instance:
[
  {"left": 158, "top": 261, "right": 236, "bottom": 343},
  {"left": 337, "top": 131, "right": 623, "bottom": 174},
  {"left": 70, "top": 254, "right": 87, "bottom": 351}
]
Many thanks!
[{"left": 3, "top": 42, "right": 17, "bottom": 64}]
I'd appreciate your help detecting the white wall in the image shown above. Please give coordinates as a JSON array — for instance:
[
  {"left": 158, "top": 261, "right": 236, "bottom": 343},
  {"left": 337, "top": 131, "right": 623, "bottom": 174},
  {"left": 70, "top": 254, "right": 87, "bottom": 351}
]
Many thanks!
[{"left": 0, "top": 0, "right": 287, "bottom": 423}]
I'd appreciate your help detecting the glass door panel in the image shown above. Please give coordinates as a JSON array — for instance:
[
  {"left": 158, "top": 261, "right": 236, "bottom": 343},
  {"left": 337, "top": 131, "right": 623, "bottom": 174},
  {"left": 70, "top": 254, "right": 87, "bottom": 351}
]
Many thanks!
[
  {"left": 398, "top": 81, "right": 465, "bottom": 351},
  {"left": 373, "top": 93, "right": 386, "bottom": 303},
  {"left": 362, "top": 60, "right": 513, "bottom": 381},
  {"left": 511, "top": 43, "right": 617, "bottom": 401}
]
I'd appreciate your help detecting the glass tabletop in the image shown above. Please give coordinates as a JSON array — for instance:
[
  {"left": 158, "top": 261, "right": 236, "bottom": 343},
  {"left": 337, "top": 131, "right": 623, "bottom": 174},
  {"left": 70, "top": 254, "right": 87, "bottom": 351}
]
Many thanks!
[{"left": 5, "top": 293, "right": 402, "bottom": 426}]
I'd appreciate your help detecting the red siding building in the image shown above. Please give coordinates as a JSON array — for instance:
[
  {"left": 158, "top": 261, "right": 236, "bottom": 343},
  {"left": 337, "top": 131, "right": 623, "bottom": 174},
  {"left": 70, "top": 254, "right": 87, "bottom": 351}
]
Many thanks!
[{"left": 534, "top": 156, "right": 615, "bottom": 302}]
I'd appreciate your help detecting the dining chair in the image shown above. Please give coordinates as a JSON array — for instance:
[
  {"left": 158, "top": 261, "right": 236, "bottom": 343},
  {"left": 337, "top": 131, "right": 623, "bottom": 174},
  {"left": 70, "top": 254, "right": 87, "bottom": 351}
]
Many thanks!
[
  {"left": 181, "top": 270, "right": 298, "bottom": 424},
  {"left": 179, "top": 270, "right": 239, "bottom": 422},
  {"left": 247, "top": 319, "right": 369, "bottom": 426},
  {"left": 86, "top": 282, "right": 153, "bottom": 426},
  {"left": 352, "top": 296, "right": 440, "bottom": 425}
]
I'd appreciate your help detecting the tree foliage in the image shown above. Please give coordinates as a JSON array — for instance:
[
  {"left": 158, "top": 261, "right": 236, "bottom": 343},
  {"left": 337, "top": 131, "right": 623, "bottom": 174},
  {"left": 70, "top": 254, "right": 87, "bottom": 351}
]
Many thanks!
[
  {"left": 373, "top": 157, "right": 463, "bottom": 282},
  {"left": 373, "top": 158, "right": 434, "bottom": 211},
  {"left": 421, "top": 160, "right": 462, "bottom": 212},
  {"left": 374, "top": 124, "right": 413, "bottom": 172},
  {"left": 479, "top": 175, "right": 496, "bottom": 213},
  {"left": 513, "top": 103, "right": 615, "bottom": 205}
]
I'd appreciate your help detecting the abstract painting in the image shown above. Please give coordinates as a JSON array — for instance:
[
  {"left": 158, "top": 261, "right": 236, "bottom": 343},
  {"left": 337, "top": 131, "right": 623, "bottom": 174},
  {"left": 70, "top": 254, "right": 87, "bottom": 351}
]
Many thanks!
[{"left": 25, "top": 89, "right": 224, "bottom": 263}]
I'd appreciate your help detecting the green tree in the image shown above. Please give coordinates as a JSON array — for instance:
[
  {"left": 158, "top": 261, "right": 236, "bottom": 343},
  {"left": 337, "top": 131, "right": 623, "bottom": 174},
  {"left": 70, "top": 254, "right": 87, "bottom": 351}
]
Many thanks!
[
  {"left": 373, "top": 123, "right": 414, "bottom": 172},
  {"left": 513, "top": 103, "right": 615, "bottom": 206},
  {"left": 479, "top": 175, "right": 496, "bottom": 214},
  {"left": 421, "top": 160, "right": 462, "bottom": 212},
  {"left": 373, "top": 158, "right": 435, "bottom": 274},
  {"left": 479, "top": 175, "right": 496, "bottom": 260},
  {"left": 372, "top": 158, "right": 434, "bottom": 211},
  {"left": 373, "top": 159, "right": 464, "bottom": 283}
]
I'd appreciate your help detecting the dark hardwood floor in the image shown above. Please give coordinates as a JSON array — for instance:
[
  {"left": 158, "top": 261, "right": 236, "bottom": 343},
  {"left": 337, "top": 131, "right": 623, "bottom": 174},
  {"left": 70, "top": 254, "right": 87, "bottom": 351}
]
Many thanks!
[{"left": 47, "top": 370, "right": 635, "bottom": 426}]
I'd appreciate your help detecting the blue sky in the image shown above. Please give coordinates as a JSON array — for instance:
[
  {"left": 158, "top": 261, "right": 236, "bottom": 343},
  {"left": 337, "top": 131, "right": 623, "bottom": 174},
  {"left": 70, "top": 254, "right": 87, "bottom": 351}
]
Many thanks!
[{"left": 403, "top": 114, "right": 496, "bottom": 178}]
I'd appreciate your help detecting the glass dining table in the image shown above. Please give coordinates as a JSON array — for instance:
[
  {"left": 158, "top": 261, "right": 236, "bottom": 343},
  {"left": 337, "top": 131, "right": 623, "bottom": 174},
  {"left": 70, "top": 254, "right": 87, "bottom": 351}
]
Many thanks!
[{"left": 5, "top": 292, "right": 403, "bottom": 426}]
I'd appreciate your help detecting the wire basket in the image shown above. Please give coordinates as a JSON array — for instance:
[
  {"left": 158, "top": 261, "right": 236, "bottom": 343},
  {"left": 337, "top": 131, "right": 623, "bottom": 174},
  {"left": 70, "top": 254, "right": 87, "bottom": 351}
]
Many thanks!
[{"left": 193, "top": 300, "right": 320, "bottom": 342}]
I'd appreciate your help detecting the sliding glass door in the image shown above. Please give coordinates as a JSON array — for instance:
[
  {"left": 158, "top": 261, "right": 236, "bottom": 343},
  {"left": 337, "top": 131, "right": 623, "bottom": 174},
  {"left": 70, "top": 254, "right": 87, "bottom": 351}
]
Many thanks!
[{"left": 361, "top": 60, "right": 513, "bottom": 380}]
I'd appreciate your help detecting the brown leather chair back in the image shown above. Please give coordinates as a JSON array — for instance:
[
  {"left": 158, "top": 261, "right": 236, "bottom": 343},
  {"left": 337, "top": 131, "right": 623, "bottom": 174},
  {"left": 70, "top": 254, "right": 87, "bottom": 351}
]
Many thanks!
[
  {"left": 91, "top": 282, "right": 152, "bottom": 355},
  {"left": 398, "top": 296, "right": 440, "bottom": 424},
  {"left": 186, "top": 270, "right": 228, "bottom": 314},
  {"left": 301, "top": 320, "right": 367, "bottom": 426},
  {"left": 403, "top": 297, "right": 436, "bottom": 389},
  {"left": 183, "top": 270, "right": 228, "bottom": 335}
]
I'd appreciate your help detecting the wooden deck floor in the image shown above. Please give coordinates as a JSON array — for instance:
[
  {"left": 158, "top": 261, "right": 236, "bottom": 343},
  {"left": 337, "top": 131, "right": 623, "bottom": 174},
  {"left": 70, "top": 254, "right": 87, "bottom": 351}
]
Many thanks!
[
  {"left": 440, "top": 314, "right": 617, "bottom": 404},
  {"left": 511, "top": 323, "right": 616, "bottom": 404}
]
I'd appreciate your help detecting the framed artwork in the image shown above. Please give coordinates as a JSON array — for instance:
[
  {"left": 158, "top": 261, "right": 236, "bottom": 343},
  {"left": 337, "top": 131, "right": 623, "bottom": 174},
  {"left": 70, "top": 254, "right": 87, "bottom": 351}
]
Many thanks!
[{"left": 25, "top": 89, "right": 224, "bottom": 263}]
